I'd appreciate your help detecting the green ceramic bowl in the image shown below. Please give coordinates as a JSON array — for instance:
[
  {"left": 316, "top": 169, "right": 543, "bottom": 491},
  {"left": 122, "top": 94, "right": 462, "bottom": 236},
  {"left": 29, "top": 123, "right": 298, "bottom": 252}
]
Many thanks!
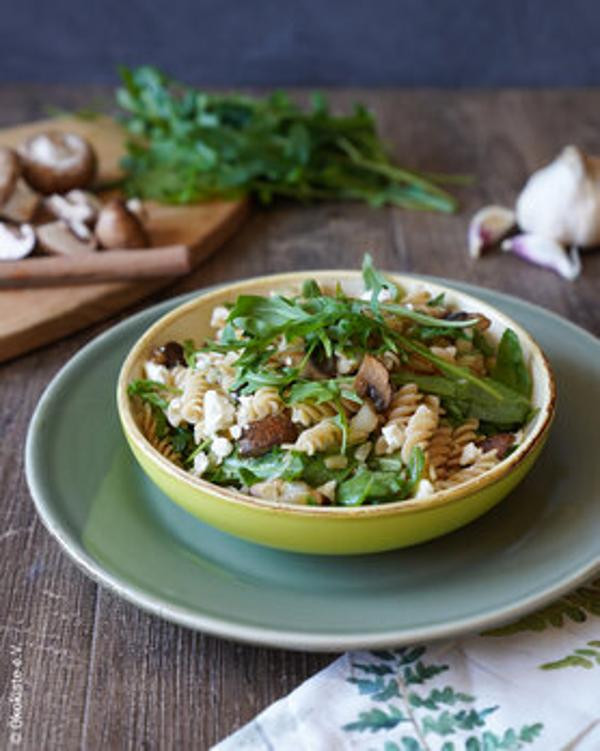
[{"left": 117, "top": 271, "right": 555, "bottom": 555}]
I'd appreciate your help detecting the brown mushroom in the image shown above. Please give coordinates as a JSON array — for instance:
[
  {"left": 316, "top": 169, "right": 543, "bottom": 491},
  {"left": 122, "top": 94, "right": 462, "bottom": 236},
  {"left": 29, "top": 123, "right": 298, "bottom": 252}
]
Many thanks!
[
  {"left": 150, "top": 341, "right": 185, "bottom": 369},
  {"left": 0, "top": 222, "right": 36, "bottom": 261},
  {"left": 36, "top": 221, "right": 97, "bottom": 256},
  {"left": 45, "top": 190, "right": 101, "bottom": 241},
  {"left": 0, "top": 179, "right": 40, "bottom": 223},
  {"left": 477, "top": 433, "right": 515, "bottom": 460},
  {"left": 353, "top": 354, "right": 393, "bottom": 412},
  {"left": 238, "top": 413, "right": 298, "bottom": 457},
  {"left": 0, "top": 147, "right": 20, "bottom": 205},
  {"left": 18, "top": 131, "right": 97, "bottom": 195},
  {"left": 95, "top": 199, "right": 149, "bottom": 250}
]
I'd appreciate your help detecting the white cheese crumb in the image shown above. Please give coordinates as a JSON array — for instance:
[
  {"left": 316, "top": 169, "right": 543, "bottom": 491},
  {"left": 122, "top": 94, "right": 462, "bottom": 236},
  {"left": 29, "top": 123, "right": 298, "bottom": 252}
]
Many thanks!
[
  {"left": 229, "top": 424, "right": 242, "bottom": 440},
  {"left": 143, "top": 360, "right": 169, "bottom": 384},
  {"left": 430, "top": 345, "right": 457, "bottom": 363},
  {"left": 335, "top": 350, "right": 359, "bottom": 375},
  {"left": 203, "top": 390, "right": 236, "bottom": 436},
  {"left": 210, "top": 305, "right": 230, "bottom": 329},
  {"left": 459, "top": 441, "right": 482, "bottom": 466},
  {"left": 211, "top": 436, "right": 233, "bottom": 463},
  {"left": 360, "top": 287, "right": 396, "bottom": 303},
  {"left": 381, "top": 423, "right": 404, "bottom": 452},
  {"left": 192, "top": 451, "right": 209, "bottom": 477},
  {"left": 414, "top": 479, "right": 435, "bottom": 499},
  {"left": 166, "top": 398, "right": 183, "bottom": 428}
]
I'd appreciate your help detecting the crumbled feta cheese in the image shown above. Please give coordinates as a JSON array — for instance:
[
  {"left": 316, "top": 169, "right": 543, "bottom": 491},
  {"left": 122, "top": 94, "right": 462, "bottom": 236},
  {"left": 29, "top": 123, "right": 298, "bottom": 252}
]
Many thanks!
[
  {"left": 192, "top": 451, "right": 209, "bottom": 477},
  {"left": 430, "top": 345, "right": 457, "bottom": 363},
  {"left": 324, "top": 454, "right": 348, "bottom": 470},
  {"left": 194, "top": 353, "right": 213, "bottom": 371},
  {"left": 317, "top": 480, "right": 337, "bottom": 501},
  {"left": 354, "top": 442, "right": 372, "bottom": 463},
  {"left": 143, "top": 360, "right": 169, "bottom": 384},
  {"left": 203, "top": 390, "right": 236, "bottom": 436},
  {"left": 335, "top": 350, "right": 359, "bottom": 375},
  {"left": 360, "top": 287, "right": 396, "bottom": 303},
  {"left": 229, "top": 424, "right": 242, "bottom": 440},
  {"left": 381, "top": 423, "right": 404, "bottom": 452},
  {"left": 212, "top": 436, "right": 233, "bottom": 463},
  {"left": 459, "top": 441, "right": 482, "bottom": 466},
  {"left": 210, "top": 305, "right": 230, "bottom": 329},
  {"left": 414, "top": 479, "right": 435, "bottom": 499},
  {"left": 166, "top": 398, "right": 183, "bottom": 428}
]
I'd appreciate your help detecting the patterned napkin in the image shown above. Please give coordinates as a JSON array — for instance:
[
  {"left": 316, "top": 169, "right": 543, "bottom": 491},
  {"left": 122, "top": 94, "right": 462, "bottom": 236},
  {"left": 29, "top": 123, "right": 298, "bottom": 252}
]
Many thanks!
[{"left": 213, "top": 577, "right": 600, "bottom": 751}]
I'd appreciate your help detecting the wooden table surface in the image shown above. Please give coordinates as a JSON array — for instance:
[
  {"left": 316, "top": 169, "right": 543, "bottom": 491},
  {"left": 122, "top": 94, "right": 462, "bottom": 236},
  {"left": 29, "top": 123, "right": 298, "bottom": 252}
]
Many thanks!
[{"left": 1, "top": 86, "right": 599, "bottom": 751}]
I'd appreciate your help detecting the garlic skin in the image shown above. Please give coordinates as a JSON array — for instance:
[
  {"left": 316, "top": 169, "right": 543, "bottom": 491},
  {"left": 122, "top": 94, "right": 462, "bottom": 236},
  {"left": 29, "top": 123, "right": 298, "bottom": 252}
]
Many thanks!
[
  {"left": 468, "top": 205, "right": 516, "bottom": 258},
  {"left": 516, "top": 145, "right": 600, "bottom": 248},
  {"left": 502, "top": 234, "right": 582, "bottom": 281}
]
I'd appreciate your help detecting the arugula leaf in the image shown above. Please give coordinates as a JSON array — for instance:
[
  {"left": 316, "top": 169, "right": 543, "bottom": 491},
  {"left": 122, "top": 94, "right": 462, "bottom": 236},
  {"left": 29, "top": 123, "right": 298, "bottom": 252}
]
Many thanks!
[
  {"left": 117, "top": 66, "right": 460, "bottom": 212},
  {"left": 492, "top": 329, "right": 532, "bottom": 398},
  {"left": 407, "top": 447, "right": 425, "bottom": 490},
  {"left": 301, "top": 455, "right": 354, "bottom": 487},
  {"left": 302, "top": 279, "right": 321, "bottom": 298},
  {"left": 362, "top": 253, "right": 398, "bottom": 309},
  {"left": 127, "top": 379, "right": 177, "bottom": 411},
  {"left": 337, "top": 468, "right": 409, "bottom": 507},
  {"left": 206, "top": 448, "right": 306, "bottom": 487},
  {"left": 427, "top": 292, "right": 446, "bottom": 307}
]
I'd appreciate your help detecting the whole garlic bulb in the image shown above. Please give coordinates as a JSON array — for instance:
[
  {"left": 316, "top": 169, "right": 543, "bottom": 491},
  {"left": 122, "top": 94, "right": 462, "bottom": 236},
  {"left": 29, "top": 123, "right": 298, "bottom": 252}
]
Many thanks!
[{"left": 516, "top": 145, "right": 600, "bottom": 247}]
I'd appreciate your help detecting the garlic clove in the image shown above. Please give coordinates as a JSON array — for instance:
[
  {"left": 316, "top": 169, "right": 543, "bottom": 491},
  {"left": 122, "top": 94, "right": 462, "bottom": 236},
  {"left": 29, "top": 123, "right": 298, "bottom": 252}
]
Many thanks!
[
  {"left": 516, "top": 145, "right": 600, "bottom": 247},
  {"left": 468, "top": 205, "right": 516, "bottom": 258},
  {"left": 501, "top": 234, "right": 582, "bottom": 281}
]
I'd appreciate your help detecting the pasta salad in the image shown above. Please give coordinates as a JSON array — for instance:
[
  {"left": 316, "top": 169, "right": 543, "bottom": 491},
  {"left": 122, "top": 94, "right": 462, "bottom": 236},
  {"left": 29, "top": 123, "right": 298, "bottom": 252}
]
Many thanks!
[{"left": 128, "top": 257, "right": 534, "bottom": 507}]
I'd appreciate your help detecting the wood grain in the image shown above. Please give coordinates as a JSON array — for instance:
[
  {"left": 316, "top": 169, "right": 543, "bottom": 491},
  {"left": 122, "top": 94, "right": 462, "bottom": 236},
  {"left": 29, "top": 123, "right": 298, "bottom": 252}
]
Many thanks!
[
  {"left": 0, "top": 85, "right": 599, "bottom": 751},
  {"left": 0, "top": 116, "right": 248, "bottom": 362}
]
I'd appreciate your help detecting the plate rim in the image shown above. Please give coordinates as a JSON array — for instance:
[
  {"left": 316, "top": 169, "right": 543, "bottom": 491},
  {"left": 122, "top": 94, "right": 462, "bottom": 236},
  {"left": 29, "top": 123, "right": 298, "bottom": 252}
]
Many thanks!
[{"left": 25, "top": 274, "right": 600, "bottom": 651}]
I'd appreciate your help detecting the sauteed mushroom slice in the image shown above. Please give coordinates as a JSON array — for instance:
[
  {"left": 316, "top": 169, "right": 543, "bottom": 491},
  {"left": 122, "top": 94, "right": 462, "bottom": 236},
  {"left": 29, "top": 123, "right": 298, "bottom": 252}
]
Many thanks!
[
  {"left": 239, "top": 413, "right": 298, "bottom": 457},
  {"left": 354, "top": 354, "right": 392, "bottom": 413}
]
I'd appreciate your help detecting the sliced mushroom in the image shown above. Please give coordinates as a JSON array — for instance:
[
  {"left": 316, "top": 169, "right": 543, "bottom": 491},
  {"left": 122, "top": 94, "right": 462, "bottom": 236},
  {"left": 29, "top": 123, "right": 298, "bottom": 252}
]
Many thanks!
[
  {"left": 0, "top": 222, "right": 36, "bottom": 261},
  {"left": 477, "top": 433, "right": 514, "bottom": 460},
  {"left": 18, "top": 131, "right": 97, "bottom": 195},
  {"left": 95, "top": 199, "right": 149, "bottom": 249},
  {"left": 150, "top": 341, "right": 186, "bottom": 369},
  {"left": 125, "top": 197, "right": 149, "bottom": 224},
  {"left": 238, "top": 413, "right": 298, "bottom": 457},
  {"left": 0, "top": 147, "right": 21, "bottom": 205},
  {"left": 37, "top": 221, "right": 97, "bottom": 256},
  {"left": 353, "top": 354, "right": 392, "bottom": 412},
  {"left": 45, "top": 190, "right": 101, "bottom": 241},
  {"left": 0, "top": 178, "right": 41, "bottom": 223}
]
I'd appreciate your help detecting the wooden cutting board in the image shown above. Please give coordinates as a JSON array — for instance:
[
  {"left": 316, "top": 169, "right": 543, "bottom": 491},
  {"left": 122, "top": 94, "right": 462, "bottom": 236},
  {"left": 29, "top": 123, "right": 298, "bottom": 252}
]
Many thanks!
[{"left": 0, "top": 115, "right": 248, "bottom": 363}]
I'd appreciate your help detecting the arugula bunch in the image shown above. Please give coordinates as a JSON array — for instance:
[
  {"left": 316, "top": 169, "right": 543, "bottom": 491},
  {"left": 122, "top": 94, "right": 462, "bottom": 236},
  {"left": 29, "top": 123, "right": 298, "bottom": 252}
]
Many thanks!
[{"left": 117, "top": 66, "right": 460, "bottom": 211}]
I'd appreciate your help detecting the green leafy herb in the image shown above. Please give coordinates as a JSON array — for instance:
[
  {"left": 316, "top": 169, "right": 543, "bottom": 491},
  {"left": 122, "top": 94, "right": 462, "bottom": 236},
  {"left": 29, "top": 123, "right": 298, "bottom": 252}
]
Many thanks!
[
  {"left": 127, "top": 379, "right": 178, "bottom": 411},
  {"left": 492, "top": 329, "right": 532, "bottom": 398},
  {"left": 205, "top": 448, "right": 306, "bottom": 487},
  {"left": 117, "top": 66, "right": 460, "bottom": 211},
  {"left": 362, "top": 253, "right": 398, "bottom": 310},
  {"left": 337, "top": 467, "right": 409, "bottom": 507}
]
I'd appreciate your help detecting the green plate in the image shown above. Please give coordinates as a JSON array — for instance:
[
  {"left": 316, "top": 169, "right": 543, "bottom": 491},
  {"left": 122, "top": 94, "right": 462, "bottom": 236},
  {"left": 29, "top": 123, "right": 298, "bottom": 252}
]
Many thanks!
[{"left": 25, "top": 279, "right": 600, "bottom": 651}]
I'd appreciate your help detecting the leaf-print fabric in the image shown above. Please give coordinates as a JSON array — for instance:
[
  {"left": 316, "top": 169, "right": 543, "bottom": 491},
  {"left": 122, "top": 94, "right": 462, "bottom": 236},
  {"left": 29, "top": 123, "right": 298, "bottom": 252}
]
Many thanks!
[{"left": 212, "top": 578, "right": 600, "bottom": 751}]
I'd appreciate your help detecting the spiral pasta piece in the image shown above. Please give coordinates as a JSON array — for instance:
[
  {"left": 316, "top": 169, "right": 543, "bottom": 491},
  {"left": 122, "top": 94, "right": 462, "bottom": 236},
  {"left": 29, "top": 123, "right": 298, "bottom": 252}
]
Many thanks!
[
  {"left": 293, "top": 419, "right": 343, "bottom": 456},
  {"left": 436, "top": 450, "right": 499, "bottom": 490},
  {"left": 401, "top": 402, "right": 439, "bottom": 463},
  {"left": 426, "top": 423, "right": 453, "bottom": 481},
  {"left": 376, "top": 383, "right": 422, "bottom": 454},
  {"left": 447, "top": 418, "right": 480, "bottom": 472},
  {"left": 180, "top": 371, "right": 212, "bottom": 424},
  {"left": 238, "top": 387, "right": 285, "bottom": 425},
  {"left": 291, "top": 400, "right": 338, "bottom": 427},
  {"left": 137, "top": 403, "right": 181, "bottom": 464}
]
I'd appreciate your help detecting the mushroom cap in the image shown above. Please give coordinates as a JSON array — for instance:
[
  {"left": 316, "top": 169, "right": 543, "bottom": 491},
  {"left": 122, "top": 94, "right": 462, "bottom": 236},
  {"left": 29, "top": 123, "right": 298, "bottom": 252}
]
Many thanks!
[
  {"left": 354, "top": 354, "right": 393, "bottom": 412},
  {"left": 0, "top": 222, "right": 36, "bottom": 261},
  {"left": 0, "top": 147, "right": 21, "bottom": 205},
  {"left": 18, "top": 131, "right": 97, "bottom": 195},
  {"left": 36, "top": 221, "right": 97, "bottom": 256},
  {"left": 95, "top": 199, "right": 149, "bottom": 250}
]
